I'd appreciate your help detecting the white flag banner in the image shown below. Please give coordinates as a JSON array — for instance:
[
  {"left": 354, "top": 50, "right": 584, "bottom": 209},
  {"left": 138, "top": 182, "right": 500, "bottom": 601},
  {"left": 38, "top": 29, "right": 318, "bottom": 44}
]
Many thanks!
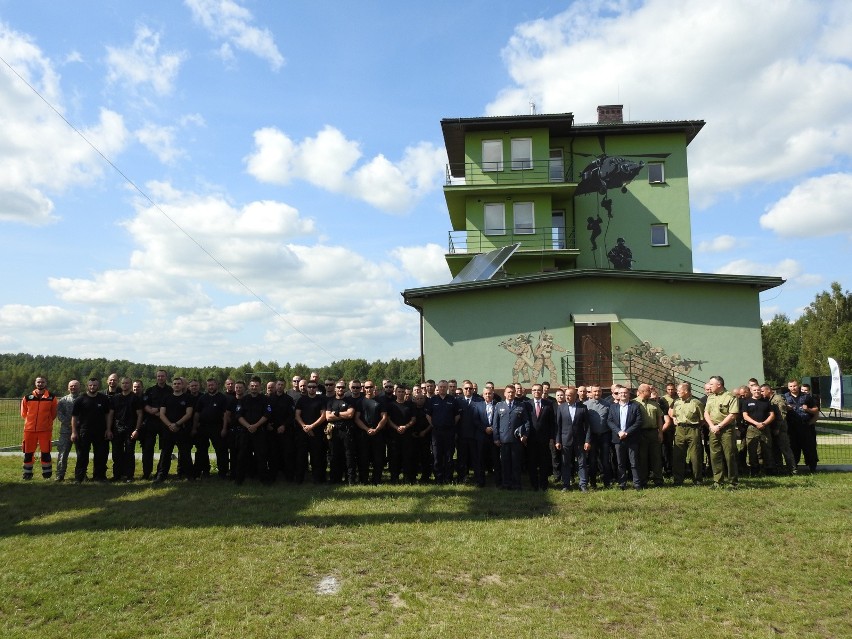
[{"left": 827, "top": 357, "right": 842, "bottom": 410}]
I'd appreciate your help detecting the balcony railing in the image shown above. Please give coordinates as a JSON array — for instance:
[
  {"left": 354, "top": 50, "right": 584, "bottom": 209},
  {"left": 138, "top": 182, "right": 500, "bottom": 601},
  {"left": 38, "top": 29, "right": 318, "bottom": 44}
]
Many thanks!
[
  {"left": 446, "top": 158, "right": 574, "bottom": 186},
  {"left": 448, "top": 227, "right": 577, "bottom": 254}
]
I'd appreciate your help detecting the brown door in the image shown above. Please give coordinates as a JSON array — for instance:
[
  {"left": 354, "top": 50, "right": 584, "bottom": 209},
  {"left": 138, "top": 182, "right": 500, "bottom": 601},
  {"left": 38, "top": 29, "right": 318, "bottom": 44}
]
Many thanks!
[{"left": 574, "top": 324, "right": 613, "bottom": 387}]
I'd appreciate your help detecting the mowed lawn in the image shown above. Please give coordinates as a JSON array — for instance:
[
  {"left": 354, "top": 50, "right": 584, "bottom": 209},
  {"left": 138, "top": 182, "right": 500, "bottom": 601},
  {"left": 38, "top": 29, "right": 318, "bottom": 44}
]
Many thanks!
[{"left": 0, "top": 459, "right": 849, "bottom": 639}]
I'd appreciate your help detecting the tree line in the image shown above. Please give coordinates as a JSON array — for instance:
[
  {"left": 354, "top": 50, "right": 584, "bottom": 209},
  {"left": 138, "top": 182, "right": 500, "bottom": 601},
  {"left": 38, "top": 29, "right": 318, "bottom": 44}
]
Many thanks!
[
  {"left": 762, "top": 282, "right": 852, "bottom": 387},
  {"left": 2, "top": 283, "right": 848, "bottom": 396},
  {"left": 0, "top": 353, "right": 422, "bottom": 397}
]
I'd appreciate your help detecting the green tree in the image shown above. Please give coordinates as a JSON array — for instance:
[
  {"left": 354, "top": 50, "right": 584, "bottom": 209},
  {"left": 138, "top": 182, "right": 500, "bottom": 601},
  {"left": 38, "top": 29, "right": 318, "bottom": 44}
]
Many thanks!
[
  {"left": 798, "top": 282, "right": 852, "bottom": 376},
  {"left": 761, "top": 314, "right": 801, "bottom": 386}
]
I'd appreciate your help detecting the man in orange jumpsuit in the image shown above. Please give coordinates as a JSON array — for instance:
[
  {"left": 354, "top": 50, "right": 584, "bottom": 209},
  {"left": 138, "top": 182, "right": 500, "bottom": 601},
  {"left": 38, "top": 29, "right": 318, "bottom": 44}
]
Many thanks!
[{"left": 21, "top": 376, "right": 58, "bottom": 480}]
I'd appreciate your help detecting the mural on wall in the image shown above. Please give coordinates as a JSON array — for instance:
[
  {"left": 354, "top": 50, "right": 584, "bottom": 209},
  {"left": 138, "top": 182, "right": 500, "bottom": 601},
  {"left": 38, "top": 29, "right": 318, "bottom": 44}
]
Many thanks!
[
  {"left": 606, "top": 237, "right": 634, "bottom": 269},
  {"left": 498, "top": 329, "right": 568, "bottom": 385},
  {"left": 616, "top": 341, "right": 707, "bottom": 386},
  {"left": 573, "top": 136, "right": 670, "bottom": 268}
]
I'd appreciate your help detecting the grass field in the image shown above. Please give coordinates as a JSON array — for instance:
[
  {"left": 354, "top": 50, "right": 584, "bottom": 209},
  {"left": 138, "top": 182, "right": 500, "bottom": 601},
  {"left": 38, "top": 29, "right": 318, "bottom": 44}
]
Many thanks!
[{"left": 1, "top": 458, "right": 849, "bottom": 639}]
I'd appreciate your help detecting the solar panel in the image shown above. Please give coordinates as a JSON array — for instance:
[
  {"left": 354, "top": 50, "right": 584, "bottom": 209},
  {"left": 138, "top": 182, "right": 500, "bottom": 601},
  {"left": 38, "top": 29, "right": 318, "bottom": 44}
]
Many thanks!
[{"left": 450, "top": 243, "right": 519, "bottom": 284}]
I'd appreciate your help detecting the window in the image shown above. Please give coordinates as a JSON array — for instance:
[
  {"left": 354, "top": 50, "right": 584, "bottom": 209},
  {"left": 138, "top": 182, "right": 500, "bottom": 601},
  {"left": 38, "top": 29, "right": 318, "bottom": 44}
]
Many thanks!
[
  {"left": 484, "top": 203, "right": 505, "bottom": 235},
  {"left": 513, "top": 202, "right": 534, "bottom": 234},
  {"left": 511, "top": 138, "right": 533, "bottom": 170},
  {"left": 648, "top": 162, "right": 665, "bottom": 184},
  {"left": 482, "top": 140, "right": 503, "bottom": 172},
  {"left": 651, "top": 224, "right": 668, "bottom": 246},
  {"left": 551, "top": 210, "right": 565, "bottom": 249},
  {"left": 549, "top": 149, "right": 564, "bottom": 182}
]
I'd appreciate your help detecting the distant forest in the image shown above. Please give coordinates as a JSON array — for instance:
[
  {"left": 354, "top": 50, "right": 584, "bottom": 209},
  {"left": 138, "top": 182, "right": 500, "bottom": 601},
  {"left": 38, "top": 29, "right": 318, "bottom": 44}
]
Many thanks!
[{"left": 0, "top": 353, "right": 422, "bottom": 397}]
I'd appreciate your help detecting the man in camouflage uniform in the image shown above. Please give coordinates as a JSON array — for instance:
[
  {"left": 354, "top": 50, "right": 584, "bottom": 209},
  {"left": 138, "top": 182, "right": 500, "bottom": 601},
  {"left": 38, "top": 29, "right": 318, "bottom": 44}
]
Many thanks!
[
  {"left": 55, "top": 379, "right": 81, "bottom": 481},
  {"left": 763, "top": 384, "right": 795, "bottom": 474},
  {"left": 669, "top": 382, "right": 704, "bottom": 485},
  {"left": 704, "top": 375, "right": 740, "bottom": 489}
]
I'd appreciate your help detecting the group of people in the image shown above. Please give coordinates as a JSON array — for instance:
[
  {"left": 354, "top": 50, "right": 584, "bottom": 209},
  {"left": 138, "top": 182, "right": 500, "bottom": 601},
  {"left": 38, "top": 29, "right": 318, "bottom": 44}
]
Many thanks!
[{"left": 19, "top": 371, "right": 822, "bottom": 490}]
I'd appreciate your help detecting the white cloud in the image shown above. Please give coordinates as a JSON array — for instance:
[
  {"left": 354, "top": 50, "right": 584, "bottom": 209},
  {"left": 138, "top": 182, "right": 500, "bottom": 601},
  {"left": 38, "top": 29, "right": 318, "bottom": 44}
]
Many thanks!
[
  {"left": 35, "top": 183, "right": 420, "bottom": 364},
  {"left": 760, "top": 173, "right": 852, "bottom": 237},
  {"left": 485, "top": 0, "right": 852, "bottom": 207},
  {"left": 0, "top": 304, "right": 75, "bottom": 330},
  {"left": 391, "top": 244, "right": 451, "bottom": 286},
  {"left": 716, "top": 257, "right": 822, "bottom": 288},
  {"left": 0, "top": 23, "right": 129, "bottom": 225},
  {"left": 696, "top": 234, "right": 739, "bottom": 253},
  {"left": 105, "top": 25, "right": 186, "bottom": 96},
  {"left": 134, "top": 115, "right": 204, "bottom": 164},
  {"left": 245, "top": 125, "right": 446, "bottom": 214},
  {"left": 135, "top": 123, "right": 184, "bottom": 164},
  {"left": 185, "top": 0, "right": 284, "bottom": 71}
]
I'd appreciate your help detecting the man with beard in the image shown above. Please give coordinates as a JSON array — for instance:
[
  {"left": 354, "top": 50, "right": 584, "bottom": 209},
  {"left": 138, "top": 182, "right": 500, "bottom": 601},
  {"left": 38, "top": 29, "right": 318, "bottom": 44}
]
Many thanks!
[
  {"left": 71, "top": 378, "right": 112, "bottom": 483},
  {"left": 21, "top": 376, "right": 58, "bottom": 480}
]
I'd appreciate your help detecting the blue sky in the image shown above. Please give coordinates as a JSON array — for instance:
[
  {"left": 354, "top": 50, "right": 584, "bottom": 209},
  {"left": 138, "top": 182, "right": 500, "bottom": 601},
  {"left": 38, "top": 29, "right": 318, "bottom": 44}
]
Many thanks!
[{"left": 0, "top": 0, "right": 850, "bottom": 367}]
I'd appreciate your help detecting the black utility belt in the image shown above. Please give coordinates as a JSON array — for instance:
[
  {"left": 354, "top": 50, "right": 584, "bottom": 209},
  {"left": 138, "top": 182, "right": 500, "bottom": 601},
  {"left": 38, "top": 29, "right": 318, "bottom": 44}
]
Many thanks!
[{"left": 677, "top": 423, "right": 701, "bottom": 428}]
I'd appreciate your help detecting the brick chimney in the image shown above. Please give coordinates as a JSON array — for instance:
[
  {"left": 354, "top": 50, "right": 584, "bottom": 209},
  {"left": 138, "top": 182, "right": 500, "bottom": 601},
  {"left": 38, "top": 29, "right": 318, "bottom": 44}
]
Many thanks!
[{"left": 597, "top": 104, "right": 623, "bottom": 124}]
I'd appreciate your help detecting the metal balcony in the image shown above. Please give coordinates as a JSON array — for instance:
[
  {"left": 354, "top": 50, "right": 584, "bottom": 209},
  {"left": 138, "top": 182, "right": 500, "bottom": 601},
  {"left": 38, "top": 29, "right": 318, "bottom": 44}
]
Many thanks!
[
  {"left": 448, "top": 227, "right": 577, "bottom": 254},
  {"left": 445, "top": 158, "right": 575, "bottom": 186}
]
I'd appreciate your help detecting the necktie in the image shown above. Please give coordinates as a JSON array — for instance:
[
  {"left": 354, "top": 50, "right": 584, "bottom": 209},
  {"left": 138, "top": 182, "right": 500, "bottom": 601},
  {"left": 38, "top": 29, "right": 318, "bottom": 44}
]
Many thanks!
[
  {"left": 486, "top": 404, "right": 493, "bottom": 425},
  {"left": 535, "top": 400, "right": 541, "bottom": 417}
]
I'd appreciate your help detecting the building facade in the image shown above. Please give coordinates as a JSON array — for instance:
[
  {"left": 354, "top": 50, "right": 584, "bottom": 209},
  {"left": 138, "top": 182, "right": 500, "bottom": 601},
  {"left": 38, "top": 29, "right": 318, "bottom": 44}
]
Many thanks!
[{"left": 404, "top": 107, "right": 783, "bottom": 391}]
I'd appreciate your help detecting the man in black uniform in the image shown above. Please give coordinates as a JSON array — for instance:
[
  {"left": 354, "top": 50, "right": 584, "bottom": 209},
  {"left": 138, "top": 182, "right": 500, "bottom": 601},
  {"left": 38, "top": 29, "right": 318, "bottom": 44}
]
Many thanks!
[
  {"left": 295, "top": 380, "right": 327, "bottom": 484},
  {"left": 386, "top": 384, "right": 416, "bottom": 484},
  {"left": 109, "top": 377, "right": 143, "bottom": 482},
  {"left": 154, "top": 377, "right": 194, "bottom": 482},
  {"left": 270, "top": 380, "right": 296, "bottom": 482},
  {"left": 355, "top": 381, "right": 387, "bottom": 485},
  {"left": 193, "top": 378, "right": 230, "bottom": 478},
  {"left": 326, "top": 381, "right": 357, "bottom": 485},
  {"left": 141, "top": 369, "right": 170, "bottom": 480},
  {"left": 409, "top": 384, "right": 433, "bottom": 483},
  {"left": 741, "top": 384, "right": 775, "bottom": 476},
  {"left": 455, "top": 380, "right": 482, "bottom": 485},
  {"left": 233, "top": 376, "right": 273, "bottom": 485},
  {"left": 70, "top": 378, "right": 112, "bottom": 483},
  {"left": 785, "top": 379, "right": 819, "bottom": 472},
  {"left": 425, "top": 380, "right": 460, "bottom": 484}
]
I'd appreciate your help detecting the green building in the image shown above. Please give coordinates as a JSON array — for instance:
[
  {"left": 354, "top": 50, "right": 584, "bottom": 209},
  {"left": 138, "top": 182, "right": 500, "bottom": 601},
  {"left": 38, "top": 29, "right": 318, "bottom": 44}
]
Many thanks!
[{"left": 402, "top": 107, "right": 783, "bottom": 390}]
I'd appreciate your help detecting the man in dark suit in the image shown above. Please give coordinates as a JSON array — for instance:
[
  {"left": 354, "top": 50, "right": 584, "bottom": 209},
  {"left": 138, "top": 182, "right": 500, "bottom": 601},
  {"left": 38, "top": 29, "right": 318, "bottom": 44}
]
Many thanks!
[
  {"left": 554, "top": 386, "right": 591, "bottom": 491},
  {"left": 608, "top": 385, "right": 643, "bottom": 490},
  {"left": 473, "top": 386, "right": 500, "bottom": 487},
  {"left": 527, "top": 383, "right": 555, "bottom": 490},
  {"left": 455, "top": 380, "right": 482, "bottom": 484},
  {"left": 492, "top": 384, "right": 529, "bottom": 490}
]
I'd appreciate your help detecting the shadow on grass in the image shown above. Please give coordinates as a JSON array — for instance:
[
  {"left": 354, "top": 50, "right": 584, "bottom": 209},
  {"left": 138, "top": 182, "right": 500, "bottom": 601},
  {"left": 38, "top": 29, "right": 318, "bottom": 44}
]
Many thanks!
[{"left": 0, "top": 477, "right": 560, "bottom": 536}]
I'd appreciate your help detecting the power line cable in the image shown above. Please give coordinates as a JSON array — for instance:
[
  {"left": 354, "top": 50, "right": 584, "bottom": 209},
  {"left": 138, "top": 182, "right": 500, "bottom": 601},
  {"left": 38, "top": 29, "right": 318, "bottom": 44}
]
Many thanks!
[{"left": 0, "top": 53, "right": 333, "bottom": 360}]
